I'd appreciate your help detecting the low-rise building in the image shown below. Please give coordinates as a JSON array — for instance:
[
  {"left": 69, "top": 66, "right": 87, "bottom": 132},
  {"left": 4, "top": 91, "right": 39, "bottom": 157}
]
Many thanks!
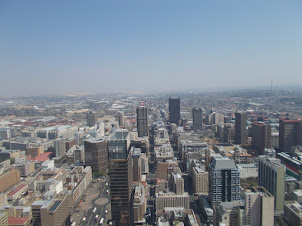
[
  {"left": 0, "top": 168, "right": 20, "bottom": 193},
  {"left": 156, "top": 191, "right": 190, "bottom": 212},
  {"left": 7, "top": 184, "right": 28, "bottom": 202},
  {"left": 133, "top": 184, "right": 147, "bottom": 225},
  {"left": 236, "top": 164, "right": 258, "bottom": 179},
  {"left": 283, "top": 201, "right": 302, "bottom": 226}
]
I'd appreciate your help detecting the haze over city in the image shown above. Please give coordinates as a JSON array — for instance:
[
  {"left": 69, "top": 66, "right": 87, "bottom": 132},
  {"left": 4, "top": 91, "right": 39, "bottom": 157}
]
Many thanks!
[{"left": 1, "top": 0, "right": 302, "bottom": 96}]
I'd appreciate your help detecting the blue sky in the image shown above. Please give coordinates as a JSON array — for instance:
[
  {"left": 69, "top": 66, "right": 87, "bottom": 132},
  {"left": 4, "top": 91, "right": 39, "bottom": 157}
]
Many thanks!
[{"left": 0, "top": 0, "right": 302, "bottom": 96}]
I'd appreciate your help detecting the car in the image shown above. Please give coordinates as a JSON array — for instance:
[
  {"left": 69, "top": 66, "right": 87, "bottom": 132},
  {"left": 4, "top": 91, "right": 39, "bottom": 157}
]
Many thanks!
[
  {"left": 99, "top": 218, "right": 104, "bottom": 225},
  {"left": 105, "top": 209, "right": 108, "bottom": 214}
]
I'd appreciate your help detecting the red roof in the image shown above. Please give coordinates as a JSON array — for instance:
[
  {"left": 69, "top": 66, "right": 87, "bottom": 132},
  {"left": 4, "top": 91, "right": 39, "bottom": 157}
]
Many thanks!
[
  {"left": 280, "top": 118, "right": 302, "bottom": 123},
  {"left": 252, "top": 122, "right": 265, "bottom": 127},
  {"left": 7, "top": 184, "right": 27, "bottom": 197},
  {"left": 33, "top": 156, "right": 49, "bottom": 162},
  {"left": 41, "top": 152, "right": 52, "bottom": 157},
  {"left": 8, "top": 217, "right": 30, "bottom": 225}
]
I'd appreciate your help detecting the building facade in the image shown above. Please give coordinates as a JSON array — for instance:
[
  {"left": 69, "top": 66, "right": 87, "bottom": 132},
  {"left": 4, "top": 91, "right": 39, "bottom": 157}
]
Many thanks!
[
  {"left": 108, "top": 131, "right": 133, "bottom": 226},
  {"left": 279, "top": 119, "right": 302, "bottom": 152},
  {"left": 136, "top": 106, "right": 148, "bottom": 137},
  {"left": 0, "top": 168, "right": 21, "bottom": 193},
  {"left": 86, "top": 111, "right": 97, "bottom": 127},
  {"left": 192, "top": 108, "right": 203, "bottom": 130},
  {"left": 209, "top": 157, "right": 241, "bottom": 206},
  {"left": 84, "top": 138, "right": 108, "bottom": 173},
  {"left": 116, "top": 111, "right": 125, "bottom": 127},
  {"left": 169, "top": 97, "right": 180, "bottom": 125},
  {"left": 235, "top": 112, "right": 247, "bottom": 145},
  {"left": 258, "top": 155, "right": 285, "bottom": 213},
  {"left": 244, "top": 186, "right": 274, "bottom": 226},
  {"left": 193, "top": 167, "right": 209, "bottom": 194},
  {"left": 252, "top": 122, "right": 271, "bottom": 155}
]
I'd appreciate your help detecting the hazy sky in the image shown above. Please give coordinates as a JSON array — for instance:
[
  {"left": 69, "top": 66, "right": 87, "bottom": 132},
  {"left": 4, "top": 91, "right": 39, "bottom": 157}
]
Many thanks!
[{"left": 1, "top": 1, "right": 302, "bottom": 96}]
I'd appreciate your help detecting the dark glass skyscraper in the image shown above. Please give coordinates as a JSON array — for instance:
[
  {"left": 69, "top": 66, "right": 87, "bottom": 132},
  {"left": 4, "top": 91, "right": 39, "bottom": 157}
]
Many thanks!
[
  {"left": 279, "top": 119, "right": 302, "bottom": 152},
  {"left": 235, "top": 112, "right": 247, "bottom": 145},
  {"left": 169, "top": 97, "right": 180, "bottom": 125},
  {"left": 192, "top": 107, "right": 203, "bottom": 130},
  {"left": 86, "top": 111, "right": 97, "bottom": 127},
  {"left": 108, "top": 131, "right": 133, "bottom": 226},
  {"left": 84, "top": 138, "right": 108, "bottom": 173},
  {"left": 136, "top": 106, "right": 148, "bottom": 137}
]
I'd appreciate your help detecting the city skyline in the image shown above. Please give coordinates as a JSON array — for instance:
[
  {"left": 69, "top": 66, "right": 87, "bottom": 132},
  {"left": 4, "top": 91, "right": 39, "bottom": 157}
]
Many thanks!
[{"left": 1, "top": 1, "right": 302, "bottom": 96}]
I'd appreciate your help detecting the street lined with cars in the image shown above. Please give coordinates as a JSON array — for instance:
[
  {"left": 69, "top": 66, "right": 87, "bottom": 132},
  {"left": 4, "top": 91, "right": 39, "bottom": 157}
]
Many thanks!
[{"left": 71, "top": 176, "right": 112, "bottom": 225}]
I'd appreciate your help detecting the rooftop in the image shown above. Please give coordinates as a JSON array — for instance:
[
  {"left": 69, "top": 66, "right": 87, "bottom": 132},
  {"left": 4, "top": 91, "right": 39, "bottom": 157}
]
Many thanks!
[
  {"left": 8, "top": 217, "right": 30, "bottom": 225},
  {"left": 211, "top": 156, "right": 236, "bottom": 169},
  {"left": 49, "top": 200, "right": 61, "bottom": 212}
]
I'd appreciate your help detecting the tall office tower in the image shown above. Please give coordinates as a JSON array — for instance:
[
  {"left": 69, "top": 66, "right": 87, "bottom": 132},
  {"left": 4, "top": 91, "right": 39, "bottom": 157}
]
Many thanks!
[
  {"left": 214, "top": 113, "right": 224, "bottom": 125},
  {"left": 86, "top": 111, "right": 97, "bottom": 127},
  {"left": 172, "top": 173, "right": 184, "bottom": 195},
  {"left": 258, "top": 155, "right": 285, "bottom": 213},
  {"left": 53, "top": 137, "right": 66, "bottom": 158},
  {"left": 209, "top": 156, "right": 241, "bottom": 207},
  {"left": 252, "top": 122, "right": 272, "bottom": 155},
  {"left": 169, "top": 97, "right": 180, "bottom": 125},
  {"left": 132, "top": 148, "right": 142, "bottom": 182},
  {"left": 115, "top": 111, "right": 125, "bottom": 127},
  {"left": 279, "top": 119, "right": 302, "bottom": 152},
  {"left": 235, "top": 112, "right": 247, "bottom": 145},
  {"left": 136, "top": 105, "right": 148, "bottom": 137},
  {"left": 244, "top": 186, "right": 274, "bottom": 226},
  {"left": 192, "top": 108, "right": 203, "bottom": 130},
  {"left": 108, "top": 131, "right": 133, "bottom": 226},
  {"left": 84, "top": 138, "right": 108, "bottom": 173}
]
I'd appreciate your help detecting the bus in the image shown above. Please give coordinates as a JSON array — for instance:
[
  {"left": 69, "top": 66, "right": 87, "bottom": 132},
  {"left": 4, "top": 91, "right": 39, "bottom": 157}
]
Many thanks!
[
  {"left": 99, "top": 218, "right": 104, "bottom": 225},
  {"left": 71, "top": 223, "right": 76, "bottom": 226},
  {"left": 93, "top": 207, "right": 97, "bottom": 213},
  {"left": 82, "top": 217, "right": 86, "bottom": 223}
]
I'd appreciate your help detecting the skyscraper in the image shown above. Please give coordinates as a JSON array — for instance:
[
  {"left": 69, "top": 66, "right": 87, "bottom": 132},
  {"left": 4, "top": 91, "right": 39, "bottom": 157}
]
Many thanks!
[
  {"left": 108, "top": 131, "right": 133, "bottom": 226},
  {"left": 209, "top": 156, "right": 241, "bottom": 206},
  {"left": 244, "top": 186, "right": 274, "bottom": 226},
  {"left": 84, "top": 138, "right": 108, "bottom": 173},
  {"left": 251, "top": 122, "right": 271, "bottom": 155},
  {"left": 53, "top": 137, "right": 66, "bottom": 158},
  {"left": 116, "top": 111, "right": 125, "bottom": 127},
  {"left": 258, "top": 155, "right": 285, "bottom": 213},
  {"left": 132, "top": 148, "right": 142, "bottom": 182},
  {"left": 136, "top": 105, "right": 148, "bottom": 137},
  {"left": 86, "top": 111, "right": 97, "bottom": 127},
  {"left": 192, "top": 108, "right": 203, "bottom": 130},
  {"left": 169, "top": 97, "right": 180, "bottom": 125},
  {"left": 235, "top": 112, "right": 247, "bottom": 145},
  {"left": 279, "top": 119, "right": 302, "bottom": 152}
]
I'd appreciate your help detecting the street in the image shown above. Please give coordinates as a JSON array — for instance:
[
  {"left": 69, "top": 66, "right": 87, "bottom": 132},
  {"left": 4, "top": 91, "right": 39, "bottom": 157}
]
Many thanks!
[{"left": 71, "top": 176, "right": 111, "bottom": 225}]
